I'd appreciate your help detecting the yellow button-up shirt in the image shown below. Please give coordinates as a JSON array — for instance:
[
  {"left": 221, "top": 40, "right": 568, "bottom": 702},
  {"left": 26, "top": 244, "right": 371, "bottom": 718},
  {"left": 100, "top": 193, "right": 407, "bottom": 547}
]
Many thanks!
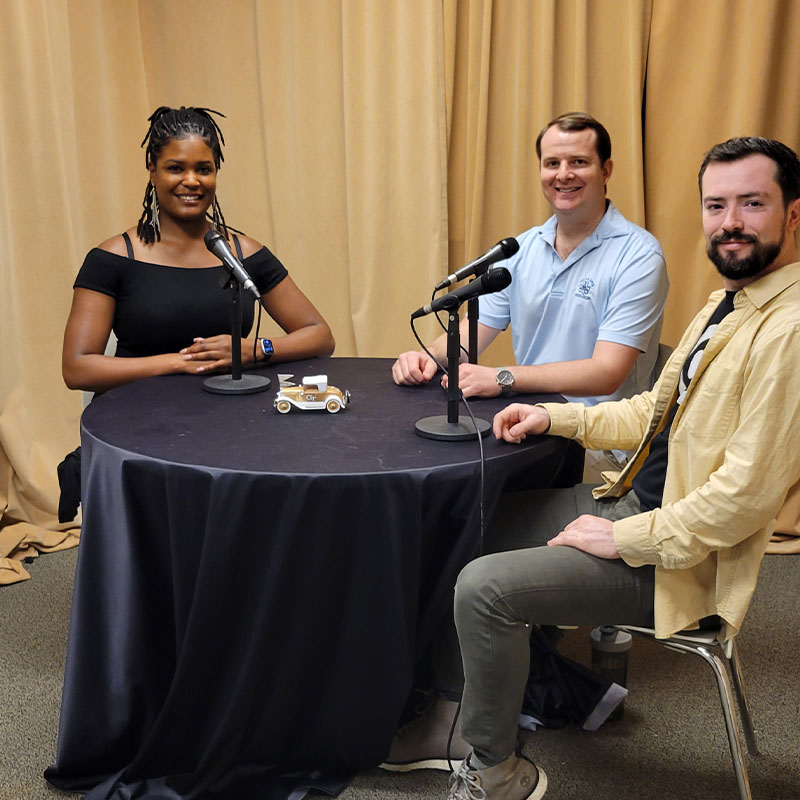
[{"left": 543, "top": 261, "right": 800, "bottom": 639}]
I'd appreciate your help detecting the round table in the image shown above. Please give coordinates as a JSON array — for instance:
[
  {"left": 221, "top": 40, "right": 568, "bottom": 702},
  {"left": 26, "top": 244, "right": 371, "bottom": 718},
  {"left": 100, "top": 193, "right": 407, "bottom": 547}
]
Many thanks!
[{"left": 47, "top": 357, "right": 582, "bottom": 800}]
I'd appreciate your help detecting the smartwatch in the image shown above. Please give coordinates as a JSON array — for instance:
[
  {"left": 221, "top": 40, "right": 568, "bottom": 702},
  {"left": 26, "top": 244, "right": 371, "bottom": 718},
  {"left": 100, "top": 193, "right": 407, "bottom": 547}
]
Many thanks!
[
  {"left": 260, "top": 338, "right": 274, "bottom": 363},
  {"left": 496, "top": 368, "right": 515, "bottom": 395}
]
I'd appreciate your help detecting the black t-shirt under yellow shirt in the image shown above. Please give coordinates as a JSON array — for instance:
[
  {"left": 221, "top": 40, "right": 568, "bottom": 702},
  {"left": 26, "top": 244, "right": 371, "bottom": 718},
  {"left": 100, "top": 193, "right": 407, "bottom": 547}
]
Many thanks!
[
  {"left": 632, "top": 290, "right": 737, "bottom": 510},
  {"left": 73, "top": 245, "right": 288, "bottom": 357}
]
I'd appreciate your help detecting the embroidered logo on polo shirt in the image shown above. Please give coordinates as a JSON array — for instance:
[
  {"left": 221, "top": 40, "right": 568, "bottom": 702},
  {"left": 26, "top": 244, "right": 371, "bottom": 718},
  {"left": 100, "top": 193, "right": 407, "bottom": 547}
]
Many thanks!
[{"left": 575, "top": 278, "right": 595, "bottom": 299}]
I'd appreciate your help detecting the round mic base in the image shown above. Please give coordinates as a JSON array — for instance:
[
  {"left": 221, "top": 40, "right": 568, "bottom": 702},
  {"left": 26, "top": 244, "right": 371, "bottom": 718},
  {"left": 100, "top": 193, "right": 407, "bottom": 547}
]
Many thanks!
[
  {"left": 414, "top": 415, "right": 491, "bottom": 441},
  {"left": 203, "top": 374, "right": 272, "bottom": 395}
]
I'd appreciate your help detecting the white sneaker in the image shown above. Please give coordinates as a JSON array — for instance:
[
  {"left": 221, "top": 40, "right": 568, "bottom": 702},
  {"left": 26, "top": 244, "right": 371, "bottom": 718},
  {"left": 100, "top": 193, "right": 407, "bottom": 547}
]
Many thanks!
[{"left": 447, "top": 753, "right": 547, "bottom": 800}]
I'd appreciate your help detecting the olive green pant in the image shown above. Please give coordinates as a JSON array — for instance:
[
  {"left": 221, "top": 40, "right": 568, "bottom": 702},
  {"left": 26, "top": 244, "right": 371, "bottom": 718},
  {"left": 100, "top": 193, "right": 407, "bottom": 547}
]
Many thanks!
[{"left": 454, "top": 484, "right": 655, "bottom": 765}]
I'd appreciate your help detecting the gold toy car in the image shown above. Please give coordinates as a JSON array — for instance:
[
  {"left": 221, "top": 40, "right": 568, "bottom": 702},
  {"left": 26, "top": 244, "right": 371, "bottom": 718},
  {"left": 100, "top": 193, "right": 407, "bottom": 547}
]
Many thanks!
[{"left": 274, "top": 375, "right": 351, "bottom": 414}]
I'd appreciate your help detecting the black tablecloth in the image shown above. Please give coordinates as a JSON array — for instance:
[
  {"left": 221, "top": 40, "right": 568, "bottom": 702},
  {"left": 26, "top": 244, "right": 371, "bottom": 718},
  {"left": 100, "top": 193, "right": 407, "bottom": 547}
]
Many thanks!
[{"left": 46, "top": 357, "right": 582, "bottom": 799}]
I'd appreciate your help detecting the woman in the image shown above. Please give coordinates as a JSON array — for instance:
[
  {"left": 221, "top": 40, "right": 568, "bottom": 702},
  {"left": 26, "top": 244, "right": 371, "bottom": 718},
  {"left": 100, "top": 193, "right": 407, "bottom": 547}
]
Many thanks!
[
  {"left": 62, "top": 106, "right": 334, "bottom": 394},
  {"left": 58, "top": 106, "right": 334, "bottom": 521}
]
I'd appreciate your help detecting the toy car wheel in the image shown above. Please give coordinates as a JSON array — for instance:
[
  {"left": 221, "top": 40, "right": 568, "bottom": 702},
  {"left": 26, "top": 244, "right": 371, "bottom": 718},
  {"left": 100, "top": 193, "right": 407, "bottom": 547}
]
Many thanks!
[
  {"left": 325, "top": 398, "right": 341, "bottom": 414},
  {"left": 276, "top": 400, "right": 292, "bottom": 414}
]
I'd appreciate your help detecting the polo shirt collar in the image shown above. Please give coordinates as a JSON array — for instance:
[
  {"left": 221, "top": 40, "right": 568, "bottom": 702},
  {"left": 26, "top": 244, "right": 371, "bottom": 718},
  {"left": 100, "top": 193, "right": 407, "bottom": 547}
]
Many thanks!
[
  {"left": 541, "top": 199, "right": 624, "bottom": 250},
  {"left": 540, "top": 200, "right": 624, "bottom": 269}
]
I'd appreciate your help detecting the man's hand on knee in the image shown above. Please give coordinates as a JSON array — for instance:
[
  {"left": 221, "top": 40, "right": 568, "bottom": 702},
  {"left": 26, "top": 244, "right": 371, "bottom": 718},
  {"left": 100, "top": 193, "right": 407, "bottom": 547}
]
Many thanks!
[{"left": 548, "top": 514, "right": 620, "bottom": 559}]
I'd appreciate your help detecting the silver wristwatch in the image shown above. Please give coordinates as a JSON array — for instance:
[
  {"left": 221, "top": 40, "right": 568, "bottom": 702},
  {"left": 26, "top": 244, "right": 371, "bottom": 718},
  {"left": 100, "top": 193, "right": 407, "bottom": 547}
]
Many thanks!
[{"left": 496, "top": 368, "right": 515, "bottom": 395}]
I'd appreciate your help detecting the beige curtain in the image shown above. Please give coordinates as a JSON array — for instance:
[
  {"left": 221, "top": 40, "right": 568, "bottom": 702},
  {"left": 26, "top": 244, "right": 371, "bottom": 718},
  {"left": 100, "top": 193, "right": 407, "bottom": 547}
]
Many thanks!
[
  {"left": 136, "top": 0, "right": 450, "bottom": 356},
  {"left": 3, "top": 0, "right": 799, "bottom": 583}
]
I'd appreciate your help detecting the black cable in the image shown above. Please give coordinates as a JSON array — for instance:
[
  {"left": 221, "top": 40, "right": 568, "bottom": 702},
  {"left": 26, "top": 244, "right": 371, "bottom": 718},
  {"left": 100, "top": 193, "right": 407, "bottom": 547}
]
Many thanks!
[
  {"left": 444, "top": 394, "right": 485, "bottom": 773},
  {"left": 446, "top": 698, "right": 463, "bottom": 772},
  {"left": 252, "top": 298, "right": 263, "bottom": 366},
  {"left": 411, "top": 315, "right": 487, "bottom": 773},
  {"left": 458, "top": 393, "right": 486, "bottom": 554},
  {"left": 428, "top": 287, "right": 471, "bottom": 363},
  {"left": 409, "top": 319, "right": 487, "bottom": 557},
  {"left": 410, "top": 317, "right": 446, "bottom": 374}
]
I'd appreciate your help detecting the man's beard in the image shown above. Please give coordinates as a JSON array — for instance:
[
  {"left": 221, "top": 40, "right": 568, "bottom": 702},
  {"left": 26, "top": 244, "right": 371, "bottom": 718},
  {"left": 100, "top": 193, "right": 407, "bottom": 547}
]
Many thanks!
[{"left": 707, "top": 228, "right": 784, "bottom": 281}]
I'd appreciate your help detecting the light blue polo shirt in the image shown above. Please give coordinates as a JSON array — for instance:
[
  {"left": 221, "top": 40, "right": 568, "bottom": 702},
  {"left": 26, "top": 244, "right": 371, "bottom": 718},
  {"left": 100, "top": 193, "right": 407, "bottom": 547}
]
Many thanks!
[{"left": 478, "top": 201, "right": 668, "bottom": 405}]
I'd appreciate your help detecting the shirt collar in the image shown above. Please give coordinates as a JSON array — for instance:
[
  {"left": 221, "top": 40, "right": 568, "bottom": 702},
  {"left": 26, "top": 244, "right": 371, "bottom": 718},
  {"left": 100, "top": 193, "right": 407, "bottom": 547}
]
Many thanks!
[
  {"left": 541, "top": 199, "right": 624, "bottom": 249},
  {"left": 740, "top": 260, "right": 800, "bottom": 309}
]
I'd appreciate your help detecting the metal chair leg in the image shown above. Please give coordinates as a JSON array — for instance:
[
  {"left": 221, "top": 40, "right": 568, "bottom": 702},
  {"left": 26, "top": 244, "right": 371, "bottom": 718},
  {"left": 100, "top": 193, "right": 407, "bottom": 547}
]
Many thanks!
[
  {"left": 726, "top": 638, "right": 759, "bottom": 756},
  {"left": 691, "top": 644, "right": 753, "bottom": 800},
  {"left": 619, "top": 627, "right": 757, "bottom": 800}
]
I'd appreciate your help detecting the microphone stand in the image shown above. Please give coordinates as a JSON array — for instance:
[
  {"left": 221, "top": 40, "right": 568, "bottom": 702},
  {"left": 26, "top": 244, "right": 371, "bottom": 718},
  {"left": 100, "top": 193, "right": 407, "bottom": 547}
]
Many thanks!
[
  {"left": 467, "top": 296, "right": 479, "bottom": 363},
  {"left": 415, "top": 307, "right": 491, "bottom": 441},
  {"left": 203, "top": 278, "right": 271, "bottom": 395}
]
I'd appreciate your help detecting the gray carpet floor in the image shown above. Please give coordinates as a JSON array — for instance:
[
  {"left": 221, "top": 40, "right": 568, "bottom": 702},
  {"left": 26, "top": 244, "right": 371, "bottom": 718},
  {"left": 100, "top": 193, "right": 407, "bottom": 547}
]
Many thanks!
[{"left": 1, "top": 546, "right": 798, "bottom": 800}]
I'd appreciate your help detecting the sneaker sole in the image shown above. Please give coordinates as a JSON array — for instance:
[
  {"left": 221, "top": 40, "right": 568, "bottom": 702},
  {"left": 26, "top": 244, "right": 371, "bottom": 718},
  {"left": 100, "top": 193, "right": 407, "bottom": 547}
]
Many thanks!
[{"left": 379, "top": 757, "right": 464, "bottom": 773}]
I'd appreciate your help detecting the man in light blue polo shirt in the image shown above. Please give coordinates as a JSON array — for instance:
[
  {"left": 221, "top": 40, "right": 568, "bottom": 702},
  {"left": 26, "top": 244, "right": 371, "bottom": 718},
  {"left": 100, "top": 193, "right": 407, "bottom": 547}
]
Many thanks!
[
  {"left": 383, "top": 112, "right": 668, "bottom": 775},
  {"left": 478, "top": 201, "right": 665, "bottom": 406},
  {"left": 392, "top": 112, "right": 668, "bottom": 407}
]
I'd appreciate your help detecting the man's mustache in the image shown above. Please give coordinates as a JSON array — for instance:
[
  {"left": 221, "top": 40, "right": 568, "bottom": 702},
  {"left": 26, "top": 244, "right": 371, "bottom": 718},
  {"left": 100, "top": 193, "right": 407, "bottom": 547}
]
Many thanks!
[{"left": 712, "top": 231, "right": 757, "bottom": 245}]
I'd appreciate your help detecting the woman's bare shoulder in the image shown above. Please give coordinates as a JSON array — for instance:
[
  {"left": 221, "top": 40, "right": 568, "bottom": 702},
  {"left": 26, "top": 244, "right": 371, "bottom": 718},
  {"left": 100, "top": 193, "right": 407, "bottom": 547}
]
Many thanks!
[
  {"left": 96, "top": 228, "right": 136, "bottom": 256},
  {"left": 234, "top": 233, "right": 263, "bottom": 259}
]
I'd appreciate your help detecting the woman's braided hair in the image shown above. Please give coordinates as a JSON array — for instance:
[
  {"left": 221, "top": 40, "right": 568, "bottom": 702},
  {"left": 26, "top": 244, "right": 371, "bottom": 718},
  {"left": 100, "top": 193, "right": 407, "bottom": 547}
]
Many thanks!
[{"left": 137, "top": 106, "right": 233, "bottom": 243}]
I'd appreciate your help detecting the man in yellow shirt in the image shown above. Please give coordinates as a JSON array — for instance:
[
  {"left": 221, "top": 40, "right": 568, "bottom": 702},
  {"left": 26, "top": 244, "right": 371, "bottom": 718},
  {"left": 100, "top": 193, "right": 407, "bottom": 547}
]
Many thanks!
[{"left": 447, "top": 137, "right": 800, "bottom": 800}]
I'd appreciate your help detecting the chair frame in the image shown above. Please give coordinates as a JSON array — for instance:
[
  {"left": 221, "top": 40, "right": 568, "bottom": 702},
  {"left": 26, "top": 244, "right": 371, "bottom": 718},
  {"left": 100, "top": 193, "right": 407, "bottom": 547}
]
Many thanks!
[{"left": 617, "top": 625, "right": 759, "bottom": 800}]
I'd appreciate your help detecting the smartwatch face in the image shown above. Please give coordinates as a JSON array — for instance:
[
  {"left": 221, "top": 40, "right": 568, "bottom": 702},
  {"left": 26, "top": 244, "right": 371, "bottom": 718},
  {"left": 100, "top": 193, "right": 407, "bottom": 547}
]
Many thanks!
[{"left": 261, "top": 339, "right": 274, "bottom": 357}]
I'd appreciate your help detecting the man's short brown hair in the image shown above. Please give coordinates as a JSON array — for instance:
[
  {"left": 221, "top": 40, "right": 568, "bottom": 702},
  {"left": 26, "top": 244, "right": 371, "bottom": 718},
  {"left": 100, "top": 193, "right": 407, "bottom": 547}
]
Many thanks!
[{"left": 535, "top": 112, "right": 612, "bottom": 165}]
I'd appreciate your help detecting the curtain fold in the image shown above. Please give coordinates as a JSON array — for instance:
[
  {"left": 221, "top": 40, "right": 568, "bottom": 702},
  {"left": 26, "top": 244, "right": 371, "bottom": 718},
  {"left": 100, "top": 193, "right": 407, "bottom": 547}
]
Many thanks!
[
  {"left": 2, "top": 0, "right": 798, "bottom": 582},
  {"left": 1, "top": 1, "right": 83, "bottom": 583}
]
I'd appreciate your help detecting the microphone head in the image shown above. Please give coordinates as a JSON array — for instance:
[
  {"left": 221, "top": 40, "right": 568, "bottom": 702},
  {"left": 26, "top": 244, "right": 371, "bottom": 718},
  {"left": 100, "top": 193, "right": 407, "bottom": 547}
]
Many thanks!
[
  {"left": 204, "top": 229, "right": 224, "bottom": 251},
  {"left": 483, "top": 266, "right": 512, "bottom": 292},
  {"left": 499, "top": 237, "right": 520, "bottom": 257}
]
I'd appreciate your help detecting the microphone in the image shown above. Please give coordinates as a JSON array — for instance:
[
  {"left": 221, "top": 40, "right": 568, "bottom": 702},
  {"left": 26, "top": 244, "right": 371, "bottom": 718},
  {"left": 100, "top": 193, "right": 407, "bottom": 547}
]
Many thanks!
[
  {"left": 411, "top": 267, "right": 511, "bottom": 320},
  {"left": 204, "top": 230, "right": 260, "bottom": 300},
  {"left": 434, "top": 237, "right": 519, "bottom": 290}
]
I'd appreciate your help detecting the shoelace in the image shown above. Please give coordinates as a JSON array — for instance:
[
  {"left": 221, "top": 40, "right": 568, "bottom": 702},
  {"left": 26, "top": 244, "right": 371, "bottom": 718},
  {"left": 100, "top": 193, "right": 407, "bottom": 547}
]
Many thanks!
[{"left": 448, "top": 759, "right": 486, "bottom": 800}]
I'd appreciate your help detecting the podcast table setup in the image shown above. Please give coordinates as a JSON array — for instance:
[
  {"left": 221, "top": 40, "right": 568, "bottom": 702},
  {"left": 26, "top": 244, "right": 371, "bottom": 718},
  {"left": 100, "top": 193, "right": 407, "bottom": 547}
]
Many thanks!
[{"left": 47, "top": 240, "right": 584, "bottom": 799}]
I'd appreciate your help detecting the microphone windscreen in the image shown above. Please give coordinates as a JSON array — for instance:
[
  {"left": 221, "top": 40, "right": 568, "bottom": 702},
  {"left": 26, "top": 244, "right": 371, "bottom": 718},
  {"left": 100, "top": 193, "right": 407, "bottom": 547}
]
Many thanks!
[
  {"left": 500, "top": 238, "right": 520, "bottom": 257},
  {"left": 484, "top": 266, "right": 512, "bottom": 293},
  {"left": 204, "top": 230, "right": 223, "bottom": 251}
]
